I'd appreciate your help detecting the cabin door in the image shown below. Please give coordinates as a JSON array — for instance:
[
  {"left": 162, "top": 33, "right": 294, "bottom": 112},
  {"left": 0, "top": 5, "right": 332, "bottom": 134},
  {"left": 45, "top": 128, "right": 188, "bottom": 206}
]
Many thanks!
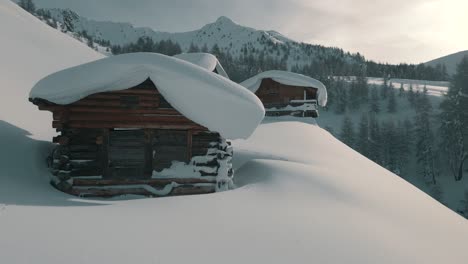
[{"left": 107, "top": 129, "right": 152, "bottom": 179}]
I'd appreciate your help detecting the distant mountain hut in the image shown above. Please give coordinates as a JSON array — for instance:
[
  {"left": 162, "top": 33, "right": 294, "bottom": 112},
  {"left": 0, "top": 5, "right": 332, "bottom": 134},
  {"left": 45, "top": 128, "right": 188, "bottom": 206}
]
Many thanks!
[
  {"left": 29, "top": 53, "right": 264, "bottom": 197},
  {"left": 240, "top": 71, "right": 327, "bottom": 118},
  {"left": 174, "top": 52, "right": 229, "bottom": 79}
]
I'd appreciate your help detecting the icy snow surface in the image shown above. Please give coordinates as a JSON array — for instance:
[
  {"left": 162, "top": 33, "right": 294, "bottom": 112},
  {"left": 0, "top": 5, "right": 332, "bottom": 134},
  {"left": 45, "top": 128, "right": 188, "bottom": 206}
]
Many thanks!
[
  {"left": 240, "top": 70, "right": 328, "bottom": 106},
  {"left": 30, "top": 52, "right": 265, "bottom": 139},
  {"left": 173, "top": 52, "right": 229, "bottom": 78}
]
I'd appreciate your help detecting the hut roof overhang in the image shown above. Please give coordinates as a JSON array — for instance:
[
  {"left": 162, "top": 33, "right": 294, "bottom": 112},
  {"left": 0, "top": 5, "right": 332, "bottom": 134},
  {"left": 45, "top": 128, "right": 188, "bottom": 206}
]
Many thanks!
[
  {"left": 173, "top": 53, "right": 229, "bottom": 79},
  {"left": 29, "top": 52, "right": 265, "bottom": 139},
  {"left": 240, "top": 70, "right": 328, "bottom": 106}
]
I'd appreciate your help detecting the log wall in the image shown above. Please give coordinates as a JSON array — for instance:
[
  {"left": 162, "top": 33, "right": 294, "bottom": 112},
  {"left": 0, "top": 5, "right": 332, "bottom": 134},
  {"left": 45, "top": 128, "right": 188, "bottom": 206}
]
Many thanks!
[
  {"left": 254, "top": 78, "right": 319, "bottom": 118},
  {"left": 255, "top": 78, "right": 318, "bottom": 105},
  {"left": 32, "top": 79, "right": 233, "bottom": 197}
]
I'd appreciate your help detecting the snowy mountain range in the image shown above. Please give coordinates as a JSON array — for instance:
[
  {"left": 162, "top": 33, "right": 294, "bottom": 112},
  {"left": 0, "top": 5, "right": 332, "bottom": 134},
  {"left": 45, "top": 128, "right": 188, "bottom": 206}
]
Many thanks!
[
  {"left": 43, "top": 8, "right": 361, "bottom": 68},
  {"left": 425, "top": 50, "right": 468, "bottom": 75}
]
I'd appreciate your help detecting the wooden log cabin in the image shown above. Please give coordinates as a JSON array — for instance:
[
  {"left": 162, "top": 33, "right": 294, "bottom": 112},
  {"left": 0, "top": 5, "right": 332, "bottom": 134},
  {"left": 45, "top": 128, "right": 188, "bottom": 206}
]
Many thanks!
[
  {"left": 29, "top": 53, "right": 264, "bottom": 198},
  {"left": 240, "top": 70, "right": 327, "bottom": 118}
]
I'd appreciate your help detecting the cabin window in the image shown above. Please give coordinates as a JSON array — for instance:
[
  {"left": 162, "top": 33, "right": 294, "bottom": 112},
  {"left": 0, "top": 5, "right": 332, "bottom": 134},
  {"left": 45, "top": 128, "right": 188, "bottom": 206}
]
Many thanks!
[{"left": 120, "top": 95, "right": 140, "bottom": 108}]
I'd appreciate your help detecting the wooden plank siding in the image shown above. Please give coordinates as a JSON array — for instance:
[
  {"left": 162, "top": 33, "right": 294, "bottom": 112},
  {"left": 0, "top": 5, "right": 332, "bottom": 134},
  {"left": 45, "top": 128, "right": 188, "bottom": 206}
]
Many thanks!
[
  {"left": 31, "top": 79, "right": 208, "bottom": 131},
  {"left": 255, "top": 78, "right": 318, "bottom": 105}
]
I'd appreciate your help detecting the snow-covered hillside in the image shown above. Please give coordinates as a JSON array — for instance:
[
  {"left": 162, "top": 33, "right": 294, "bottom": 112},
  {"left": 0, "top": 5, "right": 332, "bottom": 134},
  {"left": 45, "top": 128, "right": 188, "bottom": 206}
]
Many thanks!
[
  {"left": 0, "top": 0, "right": 104, "bottom": 140},
  {"left": 2, "top": 120, "right": 468, "bottom": 263},
  {"left": 426, "top": 50, "right": 468, "bottom": 76},
  {"left": 2, "top": 1, "right": 468, "bottom": 263}
]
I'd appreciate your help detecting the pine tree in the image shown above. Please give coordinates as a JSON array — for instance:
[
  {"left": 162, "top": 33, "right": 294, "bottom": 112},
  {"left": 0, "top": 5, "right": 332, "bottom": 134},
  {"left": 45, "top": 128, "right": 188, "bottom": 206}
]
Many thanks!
[
  {"left": 340, "top": 116, "right": 355, "bottom": 148},
  {"left": 414, "top": 88, "right": 437, "bottom": 184},
  {"left": 19, "top": 0, "right": 35, "bottom": 13},
  {"left": 369, "top": 88, "right": 380, "bottom": 113},
  {"left": 357, "top": 114, "right": 370, "bottom": 157},
  {"left": 408, "top": 83, "right": 416, "bottom": 105},
  {"left": 368, "top": 113, "right": 382, "bottom": 164},
  {"left": 439, "top": 56, "right": 468, "bottom": 181},
  {"left": 334, "top": 80, "right": 348, "bottom": 114},
  {"left": 381, "top": 120, "right": 398, "bottom": 172},
  {"left": 387, "top": 84, "right": 397, "bottom": 113},
  {"left": 394, "top": 121, "right": 410, "bottom": 176},
  {"left": 188, "top": 42, "right": 200, "bottom": 52},
  {"left": 398, "top": 83, "right": 405, "bottom": 97},
  {"left": 380, "top": 78, "right": 390, "bottom": 99},
  {"left": 349, "top": 80, "right": 361, "bottom": 110}
]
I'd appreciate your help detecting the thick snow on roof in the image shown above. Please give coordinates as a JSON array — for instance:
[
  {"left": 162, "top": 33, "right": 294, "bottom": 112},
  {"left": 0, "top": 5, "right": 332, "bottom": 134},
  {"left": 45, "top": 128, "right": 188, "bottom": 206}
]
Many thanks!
[
  {"left": 240, "top": 70, "right": 328, "bottom": 106},
  {"left": 30, "top": 52, "right": 264, "bottom": 139},
  {"left": 174, "top": 52, "right": 229, "bottom": 78}
]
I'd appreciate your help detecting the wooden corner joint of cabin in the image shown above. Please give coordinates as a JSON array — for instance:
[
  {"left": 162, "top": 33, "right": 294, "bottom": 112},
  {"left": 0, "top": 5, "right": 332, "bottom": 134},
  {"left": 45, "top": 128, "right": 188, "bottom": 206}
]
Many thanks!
[{"left": 36, "top": 81, "right": 234, "bottom": 198}]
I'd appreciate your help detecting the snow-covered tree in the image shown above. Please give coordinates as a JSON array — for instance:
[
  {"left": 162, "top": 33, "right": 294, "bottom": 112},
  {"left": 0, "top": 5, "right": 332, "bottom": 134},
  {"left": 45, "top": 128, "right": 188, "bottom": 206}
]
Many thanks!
[
  {"left": 439, "top": 56, "right": 468, "bottom": 181},
  {"left": 357, "top": 114, "right": 370, "bottom": 157},
  {"left": 414, "top": 88, "right": 437, "bottom": 184},
  {"left": 188, "top": 42, "right": 200, "bottom": 52},
  {"left": 381, "top": 120, "right": 398, "bottom": 173},
  {"left": 387, "top": 84, "right": 397, "bottom": 113},
  {"left": 398, "top": 83, "right": 405, "bottom": 97},
  {"left": 340, "top": 116, "right": 355, "bottom": 147},
  {"left": 19, "top": 0, "right": 35, "bottom": 13},
  {"left": 369, "top": 88, "right": 380, "bottom": 113},
  {"left": 368, "top": 113, "right": 382, "bottom": 164}
]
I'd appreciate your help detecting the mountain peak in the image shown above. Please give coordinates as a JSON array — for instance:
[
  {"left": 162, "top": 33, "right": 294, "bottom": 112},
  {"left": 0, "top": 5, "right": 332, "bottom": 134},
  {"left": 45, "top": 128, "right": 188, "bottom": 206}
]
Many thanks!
[{"left": 214, "top": 16, "right": 236, "bottom": 25}]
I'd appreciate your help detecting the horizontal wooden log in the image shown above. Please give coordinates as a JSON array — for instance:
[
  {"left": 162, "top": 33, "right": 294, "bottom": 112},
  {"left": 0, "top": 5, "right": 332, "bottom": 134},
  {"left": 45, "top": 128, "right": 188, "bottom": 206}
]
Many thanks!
[
  {"left": 70, "top": 99, "right": 160, "bottom": 108},
  {"left": 68, "top": 152, "right": 99, "bottom": 160},
  {"left": 42, "top": 106, "right": 182, "bottom": 115},
  {"left": 72, "top": 178, "right": 216, "bottom": 186},
  {"left": 84, "top": 93, "right": 159, "bottom": 101},
  {"left": 70, "top": 167, "right": 102, "bottom": 177},
  {"left": 67, "top": 184, "right": 216, "bottom": 198},
  {"left": 52, "top": 121, "right": 206, "bottom": 130},
  {"left": 106, "top": 88, "right": 159, "bottom": 95},
  {"left": 69, "top": 160, "right": 99, "bottom": 169},
  {"left": 55, "top": 113, "right": 194, "bottom": 123},
  {"left": 69, "top": 145, "right": 98, "bottom": 152}
]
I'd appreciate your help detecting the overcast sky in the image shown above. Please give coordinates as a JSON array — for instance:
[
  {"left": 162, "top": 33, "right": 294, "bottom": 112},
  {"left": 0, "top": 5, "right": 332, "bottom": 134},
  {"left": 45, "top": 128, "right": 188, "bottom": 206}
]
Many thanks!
[{"left": 32, "top": 0, "right": 467, "bottom": 64}]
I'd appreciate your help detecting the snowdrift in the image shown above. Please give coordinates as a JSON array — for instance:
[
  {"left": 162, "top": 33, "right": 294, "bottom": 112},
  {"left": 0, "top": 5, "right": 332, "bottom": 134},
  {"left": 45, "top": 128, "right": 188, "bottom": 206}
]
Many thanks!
[
  {"left": 30, "top": 52, "right": 264, "bottom": 139},
  {"left": 1, "top": 121, "right": 468, "bottom": 264},
  {"left": 0, "top": 0, "right": 104, "bottom": 140}
]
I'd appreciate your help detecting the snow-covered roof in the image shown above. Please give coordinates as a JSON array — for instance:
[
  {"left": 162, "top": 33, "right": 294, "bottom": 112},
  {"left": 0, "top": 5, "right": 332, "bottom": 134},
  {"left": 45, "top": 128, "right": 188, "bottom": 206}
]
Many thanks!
[
  {"left": 29, "top": 52, "right": 264, "bottom": 139},
  {"left": 173, "top": 53, "right": 229, "bottom": 79},
  {"left": 240, "top": 70, "right": 328, "bottom": 106}
]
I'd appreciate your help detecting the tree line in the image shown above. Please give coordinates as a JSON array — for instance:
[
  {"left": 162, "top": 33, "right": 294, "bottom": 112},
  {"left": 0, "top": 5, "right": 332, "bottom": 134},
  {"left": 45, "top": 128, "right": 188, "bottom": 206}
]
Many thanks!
[{"left": 334, "top": 57, "right": 468, "bottom": 215}]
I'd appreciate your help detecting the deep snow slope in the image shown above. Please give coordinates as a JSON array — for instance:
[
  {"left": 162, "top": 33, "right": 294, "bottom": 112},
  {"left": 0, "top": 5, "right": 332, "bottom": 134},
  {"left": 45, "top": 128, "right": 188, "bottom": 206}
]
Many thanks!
[
  {"left": 1, "top": 121, "right": 468, "bottom": 264},
  {"left": 0, "top": 0, "right": 104, "bottom": 140}
]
